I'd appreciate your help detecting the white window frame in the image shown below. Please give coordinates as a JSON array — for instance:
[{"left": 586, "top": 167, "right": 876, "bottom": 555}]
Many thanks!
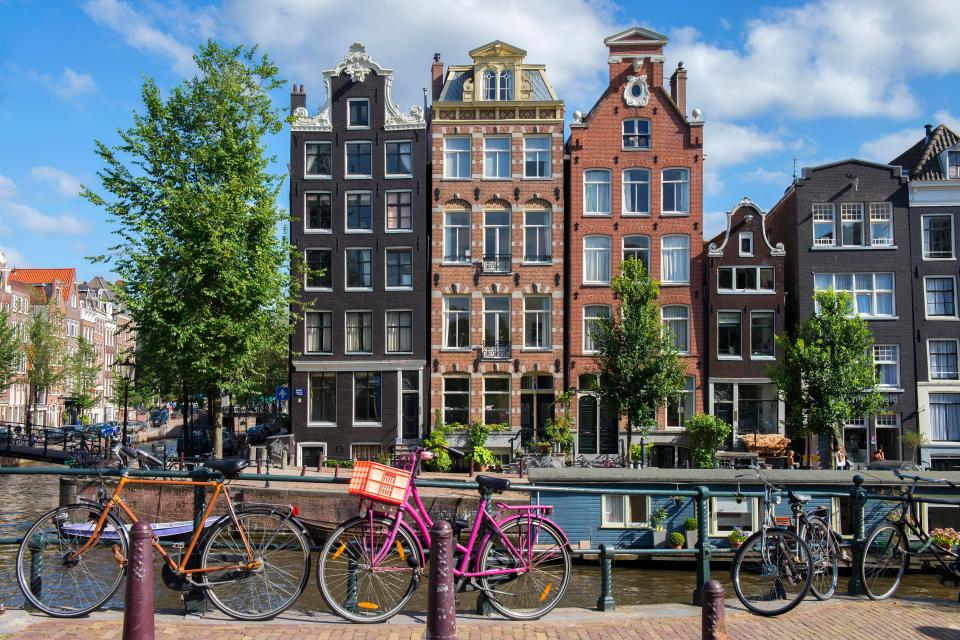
[
  {"left": 622, "top": 235, "right": 650, "bottom": 272},
  {"left": 601, "top": 494, "right": 651, "bottom": 528},
  {"left": 812, "top": 203, "right": 835, "bottom": 246},
  {"left": 717, "top": 266, "right": 775, "bottom": 293},
  {"left": 584, "top": 169, "right": 612, "bottom": 216},
  {"left": 307, "top": 372, "right": 336, "bottom": 426},
  {"left": 947, "top": 149, "right": 960, "bottom": 180},
  {"left": 523, "top": 210, "right": 552, "bottom": 264},
  {"left": 873, "top": 344, "right": 901, "bottom": 390},
  {"left": 622, "top": 168, "right": 650, "bottom": 216},
  {"left": 304, "top": 141, "right": 332, "bottom": 179},
  {"left": 583, "top": 235, "right": 612, "bottom": 285},
  {"left": 483, "top": 376, "right": 511, "bottom": 425},
  {"left": 483, "top": 135, "right": 511, "bottom": 179},
  {"left": 344, "top": 248, "right": 373, "bottom": 291},
  {"left": 498, "top": 69, "right": 512, "bottom": 101},
  {"left": 621, "top": 119, "right": 651, "bottom": 150},
  {"left": 662, "top": 305, "right": 690, "bottom": 355},
  {"left": 928, "top": 339, "right": 960, "bottom": 381},
  {"left": 749, "top": 310, "right": 776, "bottom": 360},
  {"left": 443, "top": 296, "right": 471, "bottom": 351},
  {"left": 304, "top": 311, "right": 333, "bottom": 355},
  {"left": 661, "top": 234, "right": 690, "bottom": 284},
  {"left": 482, "top": 69, "right": 497, "bottom": 101},
  {"left": 523, "top": 136, "right": 551, "bottom": 179},
  {"left": 344, "top": 190, "right": 373, "bottom": 233},
  {"left": 384, "top": 140, "right": 413, "bottom": 178},
  {"left": 716, "top": 310, "right": 742, "bottom": 360},
  {"left": 384, "top": 247, "right": 414, "bottom": 291},
  {"left": 304, "top": 248, "right": 332, "bottom": 291},
  {"left": 523, "top": 296, "right": 552, "bottom": 350},
  {"left": 344, "top": 141, "right": 373, "bottom": 179},
  {"left": 385, "top": 189, "right": 413, "bottom": 233},
  {"left": 344, "top": 311, "right": 373, "bottom": 355},
  {"left": 304, "top": 191, "right": 332, "bottom": 233},
  {"left": 739, "top": 232, "right": 754, "bottom": 257},
  {"left": 661, "top": 168, "right": 690, "bottom": 215},
  {"left": 583, "top": 305, "right": 611, "bottom": 354},
  {"left": 443, "top": 137, "right": 472, "bottom": 179},
  {"left": 443, "top": 210, "right": 472, "bottom": 264},
  {"left": 814, "top": 272, "right": 896, "bottom": 319},
  {"left": 346, "top": 97, "right": 370, "bottom": 130},
  {"left": 921, "top": 213, "right": 955, "bottom": 260},
  {"left": 385, "top": 310, "right": 413, "bottom": 354},
  {"left": 839, "top": 203, "right": 865, "bottom": 247},
  {"left": 869, "top": 202, "right": 894, "bottom": 246},
  {"left": 923, "top": 276, "right": 958, "bottom": 320},
  {"left": 443, "top": 376, "right": 470, "bottom": 425},
  {"left": 352, "top": 372, "right": 382, "bottom": 426},
  {"left": 709, "top": 496, "right": 758, "bottom": 536}
]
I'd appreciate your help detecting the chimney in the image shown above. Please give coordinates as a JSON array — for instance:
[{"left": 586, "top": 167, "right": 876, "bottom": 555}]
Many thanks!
[
  {"left": 290, "top": 83, "right": 306, "bottom": 114},
  {"left": 670, "top": 62, "right": 687, "bottom": 116},
  {"left": 924, "top": 123, "right": 933, "bottom": 143},
  {"left": 431, "top": 53, "right": 444, "bottom": 101}
]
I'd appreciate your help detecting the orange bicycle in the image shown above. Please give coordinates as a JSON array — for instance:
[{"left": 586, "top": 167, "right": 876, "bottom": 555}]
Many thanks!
[{"left": 16, "top": 459, "right": 311, "bottom": 620}]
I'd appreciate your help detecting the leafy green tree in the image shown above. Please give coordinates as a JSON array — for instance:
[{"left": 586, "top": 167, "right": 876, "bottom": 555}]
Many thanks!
[
  {"left": 684, "top": 413, "right": 733, "bottom": 469},
  {"left": 422, "top": 409, "right": 453, "bottom": 472},
  {"left": 544, "top": 389, "right": 575, "bottom": 455},
  {"left": 26, "top": 300, "right": 65, "bottom": 430},
  {"left": 770, "top": 290, "right": 885, "bottom": 459},
  {"left": 65, "top": 336, "right": 100, "bottom": 420},
  {"left": 83, "top": 42, "right": 295, "bottom": 456},
  {"left": 0, "top": 309, "right": 24, "bottom": 396},
  {"left": 592, "top": 258, "right": 687, "bottom": 466}
]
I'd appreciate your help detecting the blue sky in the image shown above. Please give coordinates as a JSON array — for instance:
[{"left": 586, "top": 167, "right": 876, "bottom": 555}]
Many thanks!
[{"left": 1, "top": 0, "right": 958, "bottom": 280}]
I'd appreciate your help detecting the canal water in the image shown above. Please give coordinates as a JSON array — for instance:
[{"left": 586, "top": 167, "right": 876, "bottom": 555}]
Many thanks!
[{"left": 0, "top": 458, "right": 955, "bottom": 613}]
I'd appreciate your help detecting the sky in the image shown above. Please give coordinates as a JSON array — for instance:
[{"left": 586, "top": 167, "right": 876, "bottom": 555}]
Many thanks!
[{"left": 1, "top": 0, "right": 959, "bottom": 280}]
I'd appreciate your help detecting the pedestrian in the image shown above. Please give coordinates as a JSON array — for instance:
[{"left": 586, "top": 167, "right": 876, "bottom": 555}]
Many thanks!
[
  {"left": 872, "top": 446, "right": 885, "bottom": 462},
  {"left": 833, "top": 445, "right": 850, "bottom": 470}
]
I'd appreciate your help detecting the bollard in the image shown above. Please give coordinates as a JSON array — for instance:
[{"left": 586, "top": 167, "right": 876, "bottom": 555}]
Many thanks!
[
  {"left": 426, "top": 520, "right": 456, "bottom": 640},
  {"left": 256, "top": 448, "right": 264, "bottom": 475},
  {"left": 345, "top": 555, "right": 359, "bottom": 613},
  {"left": 475, "top": 591, "right": 494, "bottom": 616},
  {"left": 59, "top": 477, "right": 77, "bottom": 507},
  {"left": 300, "top": 464, "right": 307, "bottom": 477},
  {"left": 122, "top": 520, "right": 154, "bottom": 640},
  {"left": 518, "top": 456, "right": 524, "bottom": 479},
  {"left": 701, "top": 580, "right": 727, "bottom": 640},
  {"left": 596, "top": 544, "right": 616, "bottom": 611},
  {"left": 26, "top": 532, "right": 46, "bottom": 608},
  {"left": 333, "top": 464, "right": 340, "bottom": 480},
  {"left": 847, "top": 474, "right": 867, "bottom": 596},
  {"left": 693, "top": 485, "right": 712, "bottom": 604}
]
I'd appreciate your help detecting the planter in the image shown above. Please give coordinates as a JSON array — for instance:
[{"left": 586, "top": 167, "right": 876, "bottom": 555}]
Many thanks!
[
  {"left": 651, "top": 530, "right": 667, "bottom": 548},
  {"left": 685, "top": 531, "right": 699, "bottom": 549},
  {"left": 477, "top": 465, "right": 489, "bottom": 472},
  {"left": 729, "top": 540, "right": 743, "bottom": 549},
  {"left": 631, "top": 462, "right": 640, "bottom": 469},
  {"left": 670, "top": 544, "right": 683, "bottom": 550}
]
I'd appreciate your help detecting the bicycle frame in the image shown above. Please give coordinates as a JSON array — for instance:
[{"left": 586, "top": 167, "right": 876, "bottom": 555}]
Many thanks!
[{"left": 886, "top": 480, "right": 959, "bottom": 567}]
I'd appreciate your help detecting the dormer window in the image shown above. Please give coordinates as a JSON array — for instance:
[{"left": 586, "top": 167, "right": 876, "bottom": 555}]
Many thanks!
[
  {"left": 739, "top": 232, "right": 754, "bottom": 257},
  {"left": 948, "top": 150, "right": 960, "bottom": 179},
  {"left": 481, "top": 69, "right": 512, "bottom": 101},
  {"left": 498, "top": 70, "right": 512, "bottom": 100},
  {"left": 622, "top": 119, "right": 651, "bottom": 149},
  {"left": 347, "top": 98, "right": 369, "bottom": 129}
]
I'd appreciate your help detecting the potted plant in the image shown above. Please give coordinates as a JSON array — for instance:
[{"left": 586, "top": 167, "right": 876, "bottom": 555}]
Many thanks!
[
  {"left": 465, "top": 421, "right": 508, "bottom": 472},
  {"left": 629, "top": 443, "right": 644, "bottom": 469},
  {"left": 544, "top": 390, "right": 575, "bottom": 463},
  {"left": 728, "top": 528, "right": 747, "bottom": 549},
  {"left": 650, "top": 505, "right": 669, "bottom": 546},
  {"left": 684, "top": 517, "right": 699, "bottom": 549},
  {"left": 668, "top": 531, "right": 685, "bottom": 550},
  {"left": 931, "top": 527, "right": 960, "bottom": 552}
]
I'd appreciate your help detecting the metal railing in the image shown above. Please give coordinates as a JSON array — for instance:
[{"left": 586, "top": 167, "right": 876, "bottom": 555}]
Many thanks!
[
  {"left": 480, "top": 254, "right": 512, "bottom": 274},
  {"left": 481, "top": 339, "right": 511, "bottom": 360}
]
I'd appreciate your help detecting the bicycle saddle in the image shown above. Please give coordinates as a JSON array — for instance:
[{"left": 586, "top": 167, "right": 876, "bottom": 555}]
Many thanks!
[
  {"left": 203, "top": 457, "right": 249, "bottom": 477},
  {"left": 476, "top": 475, "right": 511, "bottom": 493},
  {"left": 790, "top": 493, "right": 812, "bottom": 503}
]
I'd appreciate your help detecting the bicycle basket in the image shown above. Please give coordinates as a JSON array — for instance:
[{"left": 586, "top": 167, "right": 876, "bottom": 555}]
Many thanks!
[{"left": 348, "top": 461, "right": 411, "bottom": 506}]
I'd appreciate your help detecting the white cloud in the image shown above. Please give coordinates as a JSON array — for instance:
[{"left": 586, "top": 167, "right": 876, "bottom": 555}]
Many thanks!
[
  {"left": 703, "top": 121, "right": 786, "bottom": 194},
  {"left": 0, "top": 175, "right": 16, "bottom": 199},
  {"left": 0, "top": 246, "right": 27, "bottom": 268},
  {"left": 23, "top": 67, "right": 97, "bottom": 104},
  {"left": 29, "top": 166, "right": 82, "bottom": 198},
  {"left": 934, "top": 110, "right": 960, "bottom": 133},
  {"left": 703, "top": 211, "right": 727, "bottom": 239},
  {"left": 743, "top": 166, "right": 789, "bottom": 184},
  {"left": 0, "top": 202, "right": 89, "bottom": 235},
  {"left": 859, "top": 128, "right": 921, "bottom": 164}
]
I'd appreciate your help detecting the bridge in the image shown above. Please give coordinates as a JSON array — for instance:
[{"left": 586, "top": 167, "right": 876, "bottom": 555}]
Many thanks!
[{"left": 0, "top": 423, "right": 110, "bottom": 465}]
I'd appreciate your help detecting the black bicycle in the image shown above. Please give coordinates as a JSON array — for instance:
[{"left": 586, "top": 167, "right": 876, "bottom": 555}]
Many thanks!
[
  {"left": 788, "top": 491, "right": 840, "bottom": 600},
  {"left": 860, "top": 470, "right": 959, "bottom": 600}
]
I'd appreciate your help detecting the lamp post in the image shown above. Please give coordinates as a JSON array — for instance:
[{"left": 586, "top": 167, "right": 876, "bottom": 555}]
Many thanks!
[{"left": 118, "top": 356, "right": 135, "bottom": 445}]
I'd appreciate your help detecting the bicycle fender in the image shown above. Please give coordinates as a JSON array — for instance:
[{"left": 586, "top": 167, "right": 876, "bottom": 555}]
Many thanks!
[
  {"left": 232, "top": 503, "right": 311, "bottom": 537},
  {"left": 472, "top": 513, "right": 572, "bottom": 573}
]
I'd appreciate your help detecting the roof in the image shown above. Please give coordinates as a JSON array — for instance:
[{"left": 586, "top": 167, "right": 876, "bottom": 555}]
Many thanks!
[
  {"left": 439, "top": 70, "right": 472, "bottom": 101},
  {"left": 523, "top": 69, "right": 552, "bottom": 101},
  {"left": 11, "top": 268, "right": 76, "bottom": 305},
  {"left": 468, "top": 40, "right": 527, "bottom": 59},
  {"left": 889, "top": 124, "right": 960, "bottom": 181},
  {"left": 603, "top": 26, "right": 668, "bottom": 47}
]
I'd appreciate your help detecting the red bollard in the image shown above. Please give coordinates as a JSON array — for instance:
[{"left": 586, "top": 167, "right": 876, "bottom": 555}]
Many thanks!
[
  {"left": 426, "top": 520, "right": 456, "bottom": 640},
  {"left": 300, "top": 464, "right": 307, "bottom": 477},
  {"left": 123, "top": 520, "right": 154, "bottom": 640},
  {"left": 701, "top": 580, "right": 727, "bottom": 640}
]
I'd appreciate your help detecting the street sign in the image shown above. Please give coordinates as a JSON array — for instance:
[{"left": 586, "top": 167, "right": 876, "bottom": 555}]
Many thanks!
[
  {"left": 294, "top": 388, "right": 305, "bottom": 398},
  {"left": 275, "top": 386, "right": 290, "bottom": 402}
]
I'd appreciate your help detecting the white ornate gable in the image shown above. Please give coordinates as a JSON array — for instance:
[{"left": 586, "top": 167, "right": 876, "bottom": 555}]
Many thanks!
[{"left": 708, "top": 196, "right": 786, "bottom": 257}]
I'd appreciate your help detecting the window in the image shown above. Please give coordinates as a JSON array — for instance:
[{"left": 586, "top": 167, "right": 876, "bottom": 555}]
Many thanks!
[
  {"left": 662, "top": 305, "right": 689, "bottom": 354},
  {"left": 444, "top": 137, "right": 471, "bottom": 179},
  {"left": 305, "top": 142, "right": 332, "bottom": 177},
  {"left": 583, "top": 305, "right": 610, "bottom": 353},
  {"left": 385, "top": 311, "right": 413, "bottom": 353},
  {"left": 583, "top": 236, "right": 612, "bottom": 284},
  {"left": 622, "top": 235, "right": 650, "bottom": 272},
  {"left": 814, "top": 273, "right": 895, "bottom": 318},
  {"left": 444, "top": 211, "right": 471, "bottom": 263},
  {"left": 481, "top": 69, "right": 512, "bottom": 100},
  {"left": 739, "top": 232, "right": 754, "bottom": 257},
  {"left": 661, "top": 235, "right": 690, "bottom": 284},
  {"left": 483, "top": 210, "right": 510, "bottom": 267},
  {"left": 869, "top": 203, "right": 893, "bottom": 246},
  {"left": 622, "top": 119, "right": 651, "bottom": 150},
  {"left": 524, "top": 211, "right": 551, "bottom": 263},
  {"left": 345, "top": 312, "right": 373, "bottom": 353},
  {"left": 305, "top": 249, "right": 332, "bottom": 289},
  {"left": 812, "top": 203, "right": 835, "bottom": 246},
  {"left": 602, "top": 495, "right": 649, "bottom": 527},
  {"left": 305, "top": 311, "right": 332, "bottom": 354},
  {"left": 930, "top": 340, "right": 960, "bottom": 380},
  {"left": 524, "top": 136, "right": 551, "bottom": 178},
  {"left": 930, "top": 394, "right": 960, "bottom": 441},
  {"left": 385, "top": 141, "right": 412, "bottom": 176},
  {"left": 483, "top": 136, "right": 511, "bottom": 178},
  {"left": 483, "top": 296, "right": 510, "bottom": 355},
  {"left": 444, "top": 377, "right": 470, "bottom": 425},
  {"left": 925, "top": 277, "right": 957, "bottom": 318},
  {"left": 443, "top": 297, "right": 470, "bottom": 349},
  {"left": 345, "top": 192, "right": 372, "bottom": 231},
  {"left": 949, "top": 150, "right": 960, "bottom": 180},
  {"left": 717, "top": 311, "right": 742, "bottom": 358},
  {"left": 345, "top": 141, "right": 372, "bottom": 177},
  {"left": 305, "top": 192, "right": 332, "bottom": 231},
  {"left": 386, "top": 191, "right": 412, "bottom": 231},
  {"left": 345, "top": 249, "right": 372, "bottom": 289},
  {"left": 662, "top": 168, "right": 690, "bottom": 214},
  {"left": 378, "top": 246, "right": 411, "bottom": 288},
  {"left": 309, "top": 372, "right": 336, "bottom": 423},
  {"left": 347, "top": 98, "right": 369, "bottom": 128},
  {"left": 873, "top": 345, "right": 900, "bottom": 389},
  {"left": 482, "top": 69, "right": 496, "bottom": 101},
  {"left": 840, "top": 203, "right": 864, "bottom": 246},
  {"left": 711, "top": 496, "right": 756, "bottom": 535},
  {"left": 584, "top": 170, "right": 611, "bottom": 215},
  {"left": 667, "top": 376, "right": 695, "bottom": 428},
  {"left": 923, "top": 214, "right": 955, "bottom": 259},
  {"left": 717, "top": 267, "right": 775, "bottom": 292},
  {"left": 484, "top": 377, "right": 510, "bottom": 425},
  {"left": 354, "top": 372, "right": 381, "bottom": 423},
  {"left": 750, "top": 311, "right": 775, "bottom": 359},
  {"left": 524, "top": 297, "right": 551, "bottom": 349},
  {"left": 65, "top": 320, "right": 79, "bottom": 338},
  {"left": 622, "top": 168, "right": 650, "bottom": 215},
  {"left": 498, "top": 70, "right": 512, "bottom": 100}
]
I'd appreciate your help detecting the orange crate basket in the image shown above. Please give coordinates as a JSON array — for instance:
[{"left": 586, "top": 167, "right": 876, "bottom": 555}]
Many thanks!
[{"left": 348, "top": 461, "right": 411, "bottom": 506}]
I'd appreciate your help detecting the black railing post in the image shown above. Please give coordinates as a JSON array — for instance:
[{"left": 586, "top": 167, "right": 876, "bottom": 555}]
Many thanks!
[
  {"left": 847, "top": 474, "right": 867, "bottom": 596},
  {"left": 122, "top": 520, "right": 154, "bottom": 640},
  {"left": 596, "top": 543, "right": 616, "bottom": 611},
  {"left": 693, "top": 485, "right": 712, "bottom": 604},
  {"left": 426, "top": 520, "right": 456, "bottom": 639},
  {"left": 43, "top": 429, "right": 48, "bottom": 456}
]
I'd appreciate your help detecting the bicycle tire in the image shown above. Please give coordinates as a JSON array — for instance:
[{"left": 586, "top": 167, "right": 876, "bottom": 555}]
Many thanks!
[
  {"left": 16, "top": 504, "right": 128, "bottom": 617},
  {"left": 200, "top": 507, "right": 311, "bottom": 620},
  {"left": 477, "top": 517, "right": 571, "bottom": 620},
  {"left": 860, "top": 522, "right": 908, "bottom": 600},
  {"left": 731, "top": 527, "right": 813, "bottom": 616},
  {"left": 804, "top": 516, "right": 839, "bottom": 600},
  {"left": 317, "top": 515, "right": 422, "bottom": 623}
]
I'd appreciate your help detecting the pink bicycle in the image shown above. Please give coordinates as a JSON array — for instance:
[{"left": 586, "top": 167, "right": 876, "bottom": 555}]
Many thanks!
[{"left": 316, "top": 448, "right": 572, "bottom": 622}]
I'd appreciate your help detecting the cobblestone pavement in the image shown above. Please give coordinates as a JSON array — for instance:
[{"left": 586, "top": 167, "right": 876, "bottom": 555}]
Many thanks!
[{"left": 1, "top": 597, "right": 958, "bottom": 639}]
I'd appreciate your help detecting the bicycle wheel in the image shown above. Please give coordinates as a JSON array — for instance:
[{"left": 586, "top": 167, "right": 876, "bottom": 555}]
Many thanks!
[
  {"left": 804, "top": 516, "right": 839, "bottom": 600},
  {"left": 477, "top": 517, "right": 571, "bottom": 620},
  {"left": 317, "top": 515, "right": 422, "bottom": 623},
  {"left": 731, "top": 527, "right": 813, "bottom": 616},
  {"left": 860, "top": 522, "right": 907, "bottom": 600},
  {"left": 16, "top": 504, "right": 128, "bottom": 617},
  {"left": 200, "top": 508, "right": 311, "bottom": 620}
]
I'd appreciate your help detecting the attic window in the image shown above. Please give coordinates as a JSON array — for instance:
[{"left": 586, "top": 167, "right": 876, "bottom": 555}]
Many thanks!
[
  {"left": 948, "top": 150, "right": 960, "bottom": 179},
  {"left": 481, "top": 69, "right": 512, "bottom": 101}
]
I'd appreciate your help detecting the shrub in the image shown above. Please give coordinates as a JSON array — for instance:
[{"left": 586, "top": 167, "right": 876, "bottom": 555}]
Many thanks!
[
  {"left": 669, "top": 532, "right": 685, "bottom": 547},
  {"left": 650, "top": 505, "right": 668, "bottom": 530},
  {"left": 684, "top": 517, "right": 698, "bottom": 531},
  {"left": 931, "top": 527, "right": 960, "bottom": 549},
  {"left": 543, "top": 390, "right": 575, "bottom": 454},
  {"left": 422, "top": 409, "right": 453, "bottom": 472},
  {"left": 684, "top": 413, "right": 732, "bottom": 469},
  {"left": 728, "top": 528, "right": 747, "bottom": 545},
  {"left": 465, "top": 421, "right": 507, "bottom": 469}
]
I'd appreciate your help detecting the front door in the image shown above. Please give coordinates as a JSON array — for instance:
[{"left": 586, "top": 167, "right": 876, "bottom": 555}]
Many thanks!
[
  {"left": 599, "top": 403, "right": 619, "bottom": 454},
  {"left": 578, "top": 396, "right": 598, "bottom": 454},
  {"left": 401, "top": 371, "right": 420, "bottom": 440}
]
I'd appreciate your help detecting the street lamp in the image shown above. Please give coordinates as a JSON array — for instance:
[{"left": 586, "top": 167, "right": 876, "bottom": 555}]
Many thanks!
[{"left": 118, "top": 356, "right": 135, "bottom": 444}]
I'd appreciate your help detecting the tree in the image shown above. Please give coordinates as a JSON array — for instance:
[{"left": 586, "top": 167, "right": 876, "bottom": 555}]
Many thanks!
[
  {"left": 770, "top": 290, "right": 885, "bottom": 463},
  {"left": 26, "top": 300, "right": 65, "bottom": 430},
  {"left": 65, "top": 336, "right": 100, "bottom": 421},
  {"left": 685, "top": 413, "right": 733, "bottom": 469},
  {"left": 0, "top": 308, "right": 23, "bottom": 396},
  {"left": 592, "top": 258, "right": 687, "bottom": 466},
  {"left": 84, "top": 41, "right": 295, "bottom": 457}
]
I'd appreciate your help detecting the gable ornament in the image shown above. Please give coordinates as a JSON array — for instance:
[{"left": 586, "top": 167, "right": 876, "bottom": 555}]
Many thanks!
[{"left": 623, "top": 74, "right": 650, "bottom": 107}]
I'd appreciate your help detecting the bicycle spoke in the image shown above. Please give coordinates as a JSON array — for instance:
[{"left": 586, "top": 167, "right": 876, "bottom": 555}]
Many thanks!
[{"left": 732, "top": 529, "right": 812, "bottom": 616}]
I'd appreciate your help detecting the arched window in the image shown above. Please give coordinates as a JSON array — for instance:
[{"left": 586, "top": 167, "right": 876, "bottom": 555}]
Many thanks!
[
  {"left": 498, "top": 70, "right": 513, "bottom": 100},
  {"left": 583, "top": 236, "right": 612, "bottom": 284},
  {"left": 622, "top": 168, "right": 650, "bottom": 215},
  {"left": 482, "top": 69, "right": 497, "bottom": 101}
]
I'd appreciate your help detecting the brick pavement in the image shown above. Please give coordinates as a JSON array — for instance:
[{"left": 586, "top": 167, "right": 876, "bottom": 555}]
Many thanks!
[{"left": 1, "top": 598, "right": 958, "bottom": 640}]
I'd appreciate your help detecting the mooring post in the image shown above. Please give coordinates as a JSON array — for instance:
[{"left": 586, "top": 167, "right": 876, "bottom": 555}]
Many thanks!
[
  {"left": 300, "top": 464, "right": 307, "bottom": 477},
  {"left": 122, "top": 520, "right": 154, "bottom": 640},
  {"left": 596, "top": 543, "right": 616, "bottom": 611},
  {"left": 317, "top": 453, "right": 324, "bottom": 472},
  {"left": 518, "top": 455, "right": 524, "bottom": 479},
  {"left": 25, "top": 532, "right": 45, "bottom": 609},
  {"left": 426, "top": 519, "right": 456, "bottom": 639},
  {"left": 847, "top": 474, "right": 867, "bottom": 596},
  {"left": 701, "top": 580, "right": 727, "bottom": 640},
  {"left": 58, "top": 477, "right": 77, "bottom": 507},
  {"left": 693, "top": 485, "right": 712, "bottom": 605}
]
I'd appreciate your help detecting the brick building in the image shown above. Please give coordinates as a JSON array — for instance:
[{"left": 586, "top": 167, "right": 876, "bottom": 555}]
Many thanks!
[
  {"left": 0, "top": 255, "right": 30, "bottom": 424},
  {"left": 565, "top": 27, "right": 704, "bottom": 464},
  {"left": 429, "top": 42, "right": 565, "bottom": 458}
]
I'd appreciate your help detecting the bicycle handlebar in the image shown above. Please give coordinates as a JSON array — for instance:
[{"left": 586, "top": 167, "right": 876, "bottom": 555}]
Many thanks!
[{"left": 894, "top": 469, "right": 957, "bottom": 488}]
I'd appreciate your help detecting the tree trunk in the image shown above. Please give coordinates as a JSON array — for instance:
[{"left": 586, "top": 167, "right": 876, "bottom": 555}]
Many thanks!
[
  {"left": 211, "top": 386, "right": 223, "bottom": 459},
  {"left": 624, "top": 407, "right": 633, "bottom": 468},
  {"left": 181, "top": 382, "right": 190, "bottom": 458}
]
